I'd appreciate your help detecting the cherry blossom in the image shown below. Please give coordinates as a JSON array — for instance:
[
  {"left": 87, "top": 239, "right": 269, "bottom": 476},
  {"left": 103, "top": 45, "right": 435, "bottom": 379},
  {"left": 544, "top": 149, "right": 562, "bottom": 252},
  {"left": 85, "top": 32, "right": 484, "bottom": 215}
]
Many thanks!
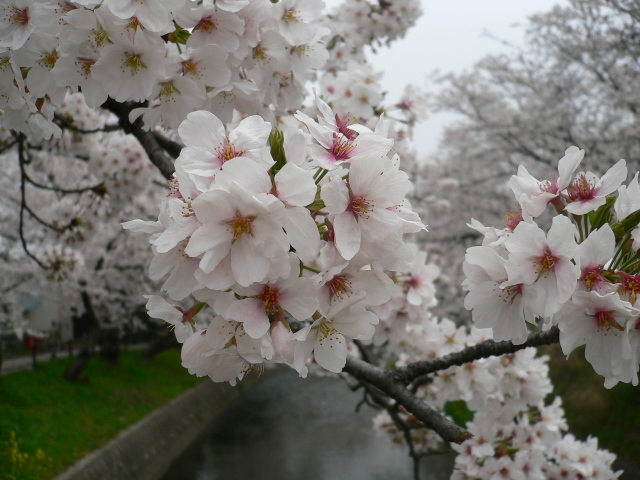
[
  {"left": 321, "top": 155, "right": 411, "bottom": 261},
  {"left": 509, "top": 146, "right": 584, "bottom": 217},
  {"left": 293, "top": 298, "right": 378, "bottom": 375},
  {"left": 503, "top": 216, "right": 581, "bottom": 318},
  {"left": 463, "top": 246, "right": 545, "bottom": 344},
  {"left": 563, "top": 159, "right": 627, "bottom": 215}
]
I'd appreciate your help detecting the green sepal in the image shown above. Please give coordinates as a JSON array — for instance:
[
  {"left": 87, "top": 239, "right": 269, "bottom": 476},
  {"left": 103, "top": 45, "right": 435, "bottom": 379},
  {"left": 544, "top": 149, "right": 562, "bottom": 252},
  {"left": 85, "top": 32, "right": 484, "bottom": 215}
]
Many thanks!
[
  {"left": 586, "top": 195, "right": 615, "bottom": 232},
  {"left": 612, "top": 208, "right": 640, "bottom": 241},
  {"left": 269, "top": 127, "right": 287, "bottom": 176}
]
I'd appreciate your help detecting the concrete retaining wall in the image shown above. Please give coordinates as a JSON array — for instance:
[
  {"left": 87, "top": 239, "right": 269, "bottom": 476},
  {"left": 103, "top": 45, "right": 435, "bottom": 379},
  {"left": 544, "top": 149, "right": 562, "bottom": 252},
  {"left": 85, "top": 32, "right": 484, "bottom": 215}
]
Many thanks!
[{"left": 53, "top": 379, "right": 253, "bottom": 480}]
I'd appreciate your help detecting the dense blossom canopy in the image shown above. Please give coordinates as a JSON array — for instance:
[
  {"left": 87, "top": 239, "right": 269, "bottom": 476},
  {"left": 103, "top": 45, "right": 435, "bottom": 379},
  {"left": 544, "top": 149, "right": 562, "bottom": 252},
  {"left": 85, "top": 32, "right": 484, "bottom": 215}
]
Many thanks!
[{"left": 1, "top": 1, "right": 636, "bottom": 479}]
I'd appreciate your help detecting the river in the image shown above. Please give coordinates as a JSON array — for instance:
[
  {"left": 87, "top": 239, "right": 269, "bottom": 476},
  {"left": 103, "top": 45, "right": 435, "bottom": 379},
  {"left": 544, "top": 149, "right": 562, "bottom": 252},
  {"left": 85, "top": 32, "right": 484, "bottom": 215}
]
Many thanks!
[{"left": 160, "top": 369, "right": 454, "bottom": 480}]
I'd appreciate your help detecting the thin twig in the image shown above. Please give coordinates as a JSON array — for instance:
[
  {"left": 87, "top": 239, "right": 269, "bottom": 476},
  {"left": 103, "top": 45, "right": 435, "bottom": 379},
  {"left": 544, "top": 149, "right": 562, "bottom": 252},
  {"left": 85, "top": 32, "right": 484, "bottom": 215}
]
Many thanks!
[
  {"left": 0, "top": 138, "right": 18, "bottom": 155},
  {"left": 24, "top": 171, "right": 104, "bottom": 195},
  {"left": 54, "top": 113, "right": 121, "bottom": 134},
  {"left": 16, "top": 134, "right": 48, "bottom": 269}
]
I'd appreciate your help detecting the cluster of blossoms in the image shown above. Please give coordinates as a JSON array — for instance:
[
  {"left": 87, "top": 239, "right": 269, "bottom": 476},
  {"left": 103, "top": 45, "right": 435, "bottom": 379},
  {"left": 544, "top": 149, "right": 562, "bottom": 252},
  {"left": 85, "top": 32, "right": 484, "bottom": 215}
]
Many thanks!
[
  {"left": 0, "top": 0, "right": 424, "bottom": 142},
  {"left": 3, "top": 2, "right": 634, "bottom": 477},
  {"left": 0, "top": 0, "right": 428, "bottom": 346},
  {"left": 463, "top": 146, "right": 640, "bottom": 387},
  {"left": 0, "top": 0, "right": 331, "bottom": 137},
  {"left": 372, "top": 317, "right": 621, "bottom": 479},
  {"left": 321, "top": 0, "right": 422, "bottom": 72},
  {"left": 125, "top": 96, "right": 438, "bottom": 384},
  {"left": 87, "top": 130, "right": 155, "bottom": 212},
  {"left": 38, "top": 244, "right": 84, "bottom": 281}
]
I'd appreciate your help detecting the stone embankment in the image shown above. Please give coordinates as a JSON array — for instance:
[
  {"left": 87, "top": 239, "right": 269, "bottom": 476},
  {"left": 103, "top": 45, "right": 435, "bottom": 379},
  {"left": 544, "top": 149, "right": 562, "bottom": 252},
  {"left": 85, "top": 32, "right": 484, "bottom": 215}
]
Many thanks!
[{"left": 53, "top": 379, "right": 251, "bottom": 480}]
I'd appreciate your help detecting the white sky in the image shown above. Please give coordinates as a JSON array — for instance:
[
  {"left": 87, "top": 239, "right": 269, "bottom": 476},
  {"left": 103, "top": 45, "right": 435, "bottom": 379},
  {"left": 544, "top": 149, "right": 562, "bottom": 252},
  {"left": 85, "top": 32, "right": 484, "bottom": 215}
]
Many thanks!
[{"left": 325, "top": 0, "right": 566, "bottom": 158}]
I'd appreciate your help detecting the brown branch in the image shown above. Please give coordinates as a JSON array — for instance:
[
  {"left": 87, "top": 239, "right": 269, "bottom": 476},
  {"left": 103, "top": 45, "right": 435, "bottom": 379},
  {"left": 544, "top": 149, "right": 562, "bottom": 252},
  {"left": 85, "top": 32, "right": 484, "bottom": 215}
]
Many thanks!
[
  {"left": 393, "top": 326, "right": 560, "bottom": 384},
  {"left": 16, "top": 133, "right": 48, "bottom": 269},
  {"left": 343, "top": 356, "right": 472, "bottom": 444},
  {"left": 0, "top": 138, "right": 18, "bottom": 155},
  {"left": 101, "top": 98, "right": 177, "bottom": 180},
  {"left": 54, "top": 113, "right": 121, "bottom": 134},
  {"left": 24, "top": 171, "right": 104, "bottom": 195},
  {"left": 153, "top": 131, "right": 183, "bottom": 159}
]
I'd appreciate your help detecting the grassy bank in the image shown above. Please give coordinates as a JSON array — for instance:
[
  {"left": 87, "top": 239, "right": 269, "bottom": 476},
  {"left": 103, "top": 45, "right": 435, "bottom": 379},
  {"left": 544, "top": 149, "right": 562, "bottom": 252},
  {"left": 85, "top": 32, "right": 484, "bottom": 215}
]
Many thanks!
[
  {"left": 0, "top": 348, "right": 203, "bottom": 480},
  {"left": 542, "top": 343, "right": 640, "bottom": 467}
]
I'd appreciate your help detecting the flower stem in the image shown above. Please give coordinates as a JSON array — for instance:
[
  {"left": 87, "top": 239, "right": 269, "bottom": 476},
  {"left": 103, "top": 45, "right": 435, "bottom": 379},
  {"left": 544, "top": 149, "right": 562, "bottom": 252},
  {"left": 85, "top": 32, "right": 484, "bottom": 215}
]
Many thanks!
[{"left": 301, "top": 264, "right": 321, "bottom": 274}]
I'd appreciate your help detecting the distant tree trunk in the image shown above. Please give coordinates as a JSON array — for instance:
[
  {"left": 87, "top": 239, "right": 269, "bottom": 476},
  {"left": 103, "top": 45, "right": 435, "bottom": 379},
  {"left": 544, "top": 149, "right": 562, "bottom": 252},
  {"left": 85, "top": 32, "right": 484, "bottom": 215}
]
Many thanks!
[
  {"left": 142, "top": 330, "right": 178, "bottom": 358},
  {"left": 64, "top": 291, "right": 100, "bottom": 382},
  {"left": 31, "top": 339, "right": 37, "bottom": 369},
  {"left": 98, "top": 327, "right": 120, "bottom": 365},
  {"left": 63, "top": 344, "right": 92, "bottom": 382}
]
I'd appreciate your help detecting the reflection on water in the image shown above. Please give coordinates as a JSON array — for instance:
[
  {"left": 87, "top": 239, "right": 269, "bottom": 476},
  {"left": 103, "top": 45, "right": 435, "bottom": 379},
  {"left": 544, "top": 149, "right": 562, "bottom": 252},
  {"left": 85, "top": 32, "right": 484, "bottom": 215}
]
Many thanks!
[{"left": 161, "top": 369, "right": 454, "bottom": 480}]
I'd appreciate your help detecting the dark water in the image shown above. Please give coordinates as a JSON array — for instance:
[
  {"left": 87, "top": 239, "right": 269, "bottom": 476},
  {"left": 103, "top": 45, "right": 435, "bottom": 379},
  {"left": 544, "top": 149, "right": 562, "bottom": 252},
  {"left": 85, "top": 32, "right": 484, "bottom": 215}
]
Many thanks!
[{"left": 160, "top": 369, "right": 454, "bottom": 480}]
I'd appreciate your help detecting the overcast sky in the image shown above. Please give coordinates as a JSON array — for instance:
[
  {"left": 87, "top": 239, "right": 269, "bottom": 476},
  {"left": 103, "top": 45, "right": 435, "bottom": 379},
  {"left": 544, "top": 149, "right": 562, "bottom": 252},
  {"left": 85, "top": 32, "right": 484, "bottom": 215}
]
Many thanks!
[{"left": 326, "top": 0, "right": 567, "bottom": 158}]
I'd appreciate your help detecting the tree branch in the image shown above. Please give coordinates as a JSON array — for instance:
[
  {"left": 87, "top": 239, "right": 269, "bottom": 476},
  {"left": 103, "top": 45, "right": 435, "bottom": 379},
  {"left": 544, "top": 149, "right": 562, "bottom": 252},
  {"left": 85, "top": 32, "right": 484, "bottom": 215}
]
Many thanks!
[
  {"left": 16, "top": 133, "right": 48, "bottom": 270},
  {"left": 24, "top": 170, "right": 104, "bottom": 195},
  {"left": 101, "top": 99, "right": 177, "bottom": 180},
  {"left": 153, "top": 131, "right": 183, "bottom": 159},
  {"left": 393, "top": 326, "right": 560, "bottom": 384},
  {"left": 54, "top": 113, "right": 121, "bottom": 134},
  {"left": 343, "top": 356, "right": 472, "bottom": 444}
]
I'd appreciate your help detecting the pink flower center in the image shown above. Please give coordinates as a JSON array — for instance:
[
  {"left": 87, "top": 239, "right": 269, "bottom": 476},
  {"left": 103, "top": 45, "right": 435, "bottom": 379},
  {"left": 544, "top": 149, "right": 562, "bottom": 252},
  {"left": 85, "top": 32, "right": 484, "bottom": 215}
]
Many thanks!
[
  {"left": 348, "top": 195, "right": 372, "bottom": 217},
  {"left": 334, "top": 114, "right": 357, "bottom": 140},
  {"left": 327, "top": 275, "right": 353, "bottom": 301},
  {"left": 317, "top": 322, "right": 340, "bottom": 343},
  {"left": 503, "top": 206, "right": 523, "bottom": 232},
  {"left": 181, "top": 201, "right": 195, "bottom": 218},
  {"left": 195, "top": 16, "right": 218, "bottom": 33},
  {"left": 125, "top": 17, "right": 142, "bottom": 31},
  {"left": 283, "top": 8, "right": 300, "bottom": 23},
  {"left": 330, "top": 133, "right": 355, "bottom": 160},
  {"left": 500, "top": 283, "right": 522, "bottom": 305},
  {"left": 167, "top": 176, "right": 183, "bottom": 199},
  {"left": 540, "top": 177, "right": 559, "bottom": 195},
  {"left": 39, "top": 50, "right": 59, "bottom": 70},
  {"left": 534, "top": 248, "right": 558, "bottom": 276},
  {"left": 92, "top": 28, "right": 108, "bottom": 47},
  {"left": 159, "top": 81, "right": 177, "bottom": 99},
  {"left": 75, "top": 57, "right": 95, "bottom": 78},
  {"left": 594, "top": 310, "right": 624, "bottom": 332},
  {"left": 253, "top": 44, "right": 268, "bottom": 60},
  {"left": 178, "top": 236, "right": 194, "bottom": 259},
  {"left": 122, "top": 53, "right": 143, "bottom": 74},
  {"left": 9, "top": 6, "right": 29, "bottom": 25},
  {"left": 217, "top": 139, "right": 243, "bottom": 163},
  {"left": 621, "top": 275, "right": 640, "bottom": 305},
  {"left": 258, "top": 286, "right": 280, "bottom": 316},
  {"left": 226, "top": 212, "right": 254, "bottom": 241},
  {"left": 565, "top": 174, "right": 595, "bottom": 202},
  {"left": 182, "top": 59, "right": 201, "bottom": 79},
  {"left": 582, "top": 267, "right": 604, "bottom": 291}
]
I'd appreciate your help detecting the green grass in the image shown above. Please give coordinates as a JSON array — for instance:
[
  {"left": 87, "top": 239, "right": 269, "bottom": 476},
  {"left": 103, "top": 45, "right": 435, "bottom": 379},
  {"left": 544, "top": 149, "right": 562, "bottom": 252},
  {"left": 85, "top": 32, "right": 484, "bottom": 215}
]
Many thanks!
[
  {"left": 542, "top": 344, "right": 640, "bottom": 467},
  {"left": 0, "top": 348, "right": 203, "bottom": 480}
]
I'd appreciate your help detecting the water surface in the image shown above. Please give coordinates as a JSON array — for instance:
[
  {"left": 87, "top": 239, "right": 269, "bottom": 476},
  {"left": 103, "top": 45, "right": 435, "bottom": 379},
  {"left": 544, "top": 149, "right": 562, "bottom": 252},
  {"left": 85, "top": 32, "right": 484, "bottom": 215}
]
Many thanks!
[{"left": 161, "top": 369, "right": 454, "bottom": 480}]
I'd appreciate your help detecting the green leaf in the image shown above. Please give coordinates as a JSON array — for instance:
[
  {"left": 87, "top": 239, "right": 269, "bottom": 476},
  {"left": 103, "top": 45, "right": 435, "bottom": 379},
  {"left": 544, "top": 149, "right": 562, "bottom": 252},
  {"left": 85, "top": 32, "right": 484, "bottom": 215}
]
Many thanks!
[
  {"left": 163, "top": 24, "right": 190, "bottom": 45},
  {"left": 443, "top": 400, "right": 474, "bottom": 427}
]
